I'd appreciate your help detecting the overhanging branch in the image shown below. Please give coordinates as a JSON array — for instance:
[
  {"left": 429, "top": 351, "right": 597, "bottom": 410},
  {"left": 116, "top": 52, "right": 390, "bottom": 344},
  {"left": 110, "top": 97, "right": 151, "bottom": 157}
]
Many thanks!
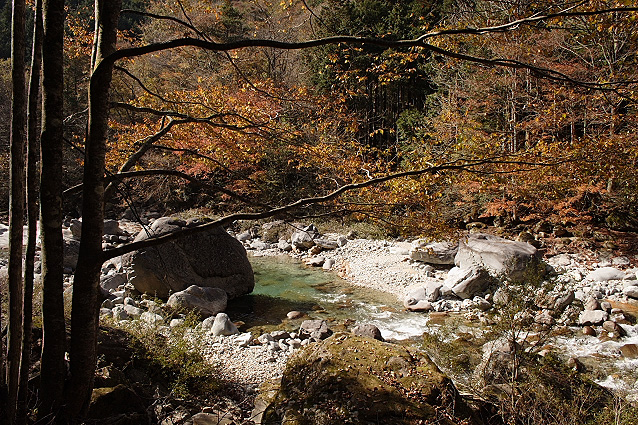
[{"left": 100, "top": 156, "right": 564, "bottom": 260}]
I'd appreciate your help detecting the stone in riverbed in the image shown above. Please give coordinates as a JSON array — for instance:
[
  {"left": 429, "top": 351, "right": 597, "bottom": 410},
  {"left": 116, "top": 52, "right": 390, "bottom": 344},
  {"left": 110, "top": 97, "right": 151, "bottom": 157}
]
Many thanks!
[
  {"left": 409, "top": 241, "right": 458, "bottom": 265},
  {"left": 578, "top": 310, "right": 608, "bottom": 326},
  {"left": 167, "top": 285, "right": 228, "bottom": 317},
  {"left": 620, "top": 344, "right": 638, "bottom": 358},
  {"left": 623, "top": 285, "right": 638, "bottom": 299},
  {"left": 351, "top": 323, "right": 384, "bottom": 341},
  {"left": 211, "top": 313, "right": 239, "bottom": 336},
  {"left": 305, "top": 257, "right": 325, "bottom": 267},
  {"left": 100, "top": 272, "right": 128, "bottom": 292},
  {"left": 299, "top": 319, "right": 332, "bottom": 340},
  {"left": 602, "top": 320, "right": 626, "bottom": 337},
  {"left": 586, "top": 267, "right": 626, "bottom": 282},
  {"left": 445, "top": 266, "right": 491, "bottom": 299},
  {"left": 286, "top": 310, "right": 304, "bottom": 320},
  {"left": 291, "top": 230, "right": 315, "bottom": 250}
]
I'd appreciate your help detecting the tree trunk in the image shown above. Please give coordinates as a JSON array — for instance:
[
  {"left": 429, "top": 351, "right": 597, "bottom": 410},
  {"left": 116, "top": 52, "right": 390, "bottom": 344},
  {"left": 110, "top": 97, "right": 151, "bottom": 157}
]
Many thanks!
[
  {"left": 38, "top": 0, "right": 66, "bottom": 421},
  {"left": 6, "top": 0, "right": 27, "bottom": 422},
  {"left": 66, "top": 0, "right": 122, "bottom": 419},
  {"left": 17, "top": 1, "right": 43, "bottom": 424}
]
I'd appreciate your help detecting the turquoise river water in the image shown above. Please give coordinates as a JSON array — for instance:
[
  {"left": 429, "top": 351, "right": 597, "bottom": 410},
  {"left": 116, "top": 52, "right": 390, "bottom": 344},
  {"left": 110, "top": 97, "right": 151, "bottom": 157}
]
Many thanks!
[{"left": 226, "top": 255, "right": 433, "bottom": 340}]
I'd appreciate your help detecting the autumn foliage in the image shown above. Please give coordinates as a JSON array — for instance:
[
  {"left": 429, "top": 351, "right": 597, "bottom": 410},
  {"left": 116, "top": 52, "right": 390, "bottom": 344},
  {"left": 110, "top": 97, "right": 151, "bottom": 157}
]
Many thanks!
[{"left": 12, "top": 0, "right": 635, "bottom": 235}]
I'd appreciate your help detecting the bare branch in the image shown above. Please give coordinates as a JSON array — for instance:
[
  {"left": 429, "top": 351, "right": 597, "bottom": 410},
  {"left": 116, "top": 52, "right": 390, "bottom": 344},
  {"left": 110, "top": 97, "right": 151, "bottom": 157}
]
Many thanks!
[{"left": 97, "top": 7, "right": 638, "bottom": 92}]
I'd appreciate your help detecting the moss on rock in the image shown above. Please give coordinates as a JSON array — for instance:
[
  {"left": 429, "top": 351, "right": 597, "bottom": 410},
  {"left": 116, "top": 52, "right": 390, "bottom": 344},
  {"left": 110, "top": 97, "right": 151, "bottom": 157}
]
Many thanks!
[{"left": 256, "top": 333, "right": 479, "bottom": 424}]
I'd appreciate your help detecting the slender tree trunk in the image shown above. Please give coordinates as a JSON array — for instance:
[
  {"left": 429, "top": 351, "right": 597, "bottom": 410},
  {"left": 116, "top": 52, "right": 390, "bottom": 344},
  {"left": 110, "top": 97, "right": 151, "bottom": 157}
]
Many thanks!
[
  {"left": 6, "top": 0, "right": 27, "bottom": 422},
  {"left": 67, "top": 0, "right": 122, "bottom": 419},
  {"left": 17, "top": 1, "right": 43, "bottom": 424},
  {"left": 38, "top": 0, "right": 66, "bottom": 421}
]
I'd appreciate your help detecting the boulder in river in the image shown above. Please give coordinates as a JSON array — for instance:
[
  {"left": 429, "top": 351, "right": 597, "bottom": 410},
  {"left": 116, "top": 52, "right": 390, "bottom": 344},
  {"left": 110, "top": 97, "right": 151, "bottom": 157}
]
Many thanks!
[{"left": 122, "top": 217, "right": 254, "bottom": 299}]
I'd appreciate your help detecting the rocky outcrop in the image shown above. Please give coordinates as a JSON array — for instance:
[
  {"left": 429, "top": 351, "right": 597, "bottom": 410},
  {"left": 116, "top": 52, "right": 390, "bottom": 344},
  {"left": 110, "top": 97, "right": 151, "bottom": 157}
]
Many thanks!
[
  {"left": 122, "top": 217, "right": 254, "bottom": 299},
  {"left": 254, "top": 333, "right": 479, "bottom": 424}
]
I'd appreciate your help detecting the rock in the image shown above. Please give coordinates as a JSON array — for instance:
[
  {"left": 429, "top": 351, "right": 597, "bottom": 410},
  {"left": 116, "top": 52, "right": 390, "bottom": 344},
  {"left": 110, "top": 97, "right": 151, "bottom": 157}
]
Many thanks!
[
  {"left": 270, "top": 330, "right": 291, "bottom": 341},
  {"left": 140, "top": 311, "right": 164, "bottom": 325},
  {"left": 612, "top": 256, "right": 631, "bottom": 267},
  {"left": 236, "top": 230, "right": 252, "bottom": 242},
  {"left": 201, "top": 316, "right": 216, "bottom": 331},
  {"left": 286, "top": 311, "right": 304, "bottom": 320},
  {"left": 249, "top": 240, "right": 270, "bottom": 250},
  {"left": 586, "top": 267, "right": 625, "bottom": 282},
  {"left": 474, "top": 297, "right": 492, "bottom": 311},
  {"left": 305, "top": 256, "right": 325, "bottom": 267},
  {"left": 553, "top": 291, "right": 575, "bottom": 311},
  {"left": 255, "top": 334, "right": 476, "bottom": 425},
  {"left": 99, "top": 308, "right": 112, "bottom": 319},
  {"left": 261, "top": 220, "right": 295, "bottom": 243},
  {"left": 189, "top": 412, "right": 235, "bottom": 425},
  {"left": 445, "top": 266, "right": 492, "bottom": 299},
  {"left": 167, "top": 285, "right": 228, "bottom": 317},
  {"left": 63, "top": 237, "right": 81, "bottom": 271},
  {"left": 112, "top": 306, "right": 129, "bottom": 320},
  {"left": 123, "top": 305, "right": 144, "bottom": 318},
  {"left": 455, "top": 233, "right": 540, "bottom": 280},
  {"left": 314, "top": 238, "right": 339, "bottom": 250},
  {"left": 290, "top": 230, "right": 315, "bottom": 250},
  {"left": 389, "top": 246, "right": 410, "bottom": 255},
  {"left": 409, "top": 241, "right": 458, "bottom": 265},
  {"left": 623, "top": 285, "right": 638, "bottom": 299},
  {"left": 211, "top": 313, "right": 239, "bottom": 336},
  {"left": 258, "top": 333, "right": 274, "bottom": 345},
  {"left": 122, "top": 217, "right": 254, "bottom": 299},
  {"left": 277, "top": 240, "right": 292, "bottom": 251},
  {"left": 235, "top": 332, "right": 252, "bottom": 348},
  {"left": 582, "top": 326, "right": 596, "bottom": 336},
  {"left": 534, "top": 310, "right": 555, "bottom": 326},
  {"left": 88, "top": 385, "right": 147, "bottom": 421},
  {"left": 100, "top": 272, "right": 128, "bottom": 292},
  {"left": 584, "top": 297, "right": 600, "bottom": 311},
  {"left": 602, "top": 321, "right": 626, "bottom": 337},
  {"left": 299, "top": 319, "right": 332, "bottom": 340},
  {"left": 352, "top": 324, "right": 384, "bottom": 341},
  {"left": 308, "top": 245, "right": 322, "bottom": 255},
  {"left": 620, "top": 344, "right": 638, "bottom": 358},
  {"left": 322, "top": 258, "right": 335, "bottom": 270},
  {"left": 70, "top": 219, "right": 83, "bottom": 239},
  {"left": 578, "top": 310, "right": 608, "bottom": 326},
  {"left": 403, "top": 287, "right": 433, "bottom": 311},
  {"left": 103, "top": 219, "right": 125, "bottom": 236}
]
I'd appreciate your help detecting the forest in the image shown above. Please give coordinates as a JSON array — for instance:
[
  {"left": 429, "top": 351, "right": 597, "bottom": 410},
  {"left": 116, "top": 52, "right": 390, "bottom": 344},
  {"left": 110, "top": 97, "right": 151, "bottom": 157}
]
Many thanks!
[{"left": 1, "top": 0, "right": 638, "bottom": 424}]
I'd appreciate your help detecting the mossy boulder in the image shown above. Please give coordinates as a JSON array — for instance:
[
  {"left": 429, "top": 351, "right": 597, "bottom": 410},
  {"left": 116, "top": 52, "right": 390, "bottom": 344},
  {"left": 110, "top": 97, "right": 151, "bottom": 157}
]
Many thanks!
[{"left": 254, "top": 333, "right": 479, "bottom": 425}]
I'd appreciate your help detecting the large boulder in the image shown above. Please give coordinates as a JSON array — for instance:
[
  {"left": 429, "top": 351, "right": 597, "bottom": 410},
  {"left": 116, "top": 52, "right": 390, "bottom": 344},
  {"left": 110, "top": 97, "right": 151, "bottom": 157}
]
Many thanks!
[
  {"left": 455, "top": 233, "right": 540, "bottom": 281},
  {"left": 122, "top": 217, "right": 254, "bottom": 299},
  {"left": 166, "top": 285, "right": 228, "bottom": 317},
  {"left": 253, "top": 333, "right": 478, "bottom": 424}
]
